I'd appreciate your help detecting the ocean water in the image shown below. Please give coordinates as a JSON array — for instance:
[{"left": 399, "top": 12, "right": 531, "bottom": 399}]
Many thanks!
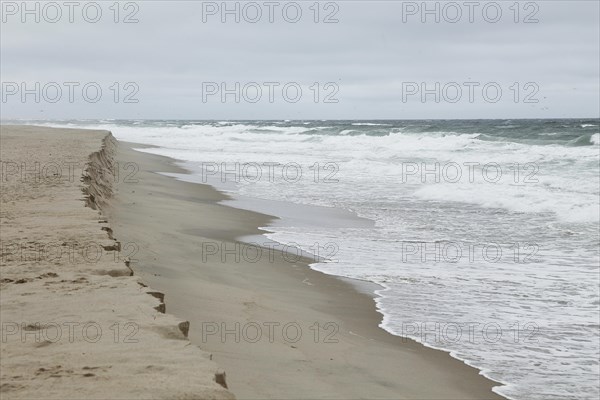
[{"left": 20, "top": 119, "right": 600, "bottom": 400}]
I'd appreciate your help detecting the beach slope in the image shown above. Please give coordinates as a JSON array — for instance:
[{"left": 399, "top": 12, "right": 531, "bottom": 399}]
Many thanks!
[{"left": 107, "top": 136, "right": 505, "bottom": 399}]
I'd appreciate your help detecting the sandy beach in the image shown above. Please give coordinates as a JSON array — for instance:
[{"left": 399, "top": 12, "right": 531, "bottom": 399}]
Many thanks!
[
  {"left": 0, "top": 125, "right": 233, "bottom": 399},
  {"left": 1, "top": 125, "right": 504, "bottom": 399}
]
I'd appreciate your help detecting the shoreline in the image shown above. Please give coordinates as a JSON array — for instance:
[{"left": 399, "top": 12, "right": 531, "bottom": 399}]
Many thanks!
[
  {"left": 109, "top": 136, "right": 505, "bottom": 398},
  {"left": 0, "top": 125, "right": 234, "bottom": 399},
  {"left": 128, "top": 144, "right": 514, "bottom": 398},
  {"left": 146, "top": 147, "right": 514, "bottom": 398}
]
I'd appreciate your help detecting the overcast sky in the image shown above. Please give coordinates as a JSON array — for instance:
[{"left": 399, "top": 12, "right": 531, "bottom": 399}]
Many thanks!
[{"left": 1, "top": 0, "right": 599, "bottom": 119}]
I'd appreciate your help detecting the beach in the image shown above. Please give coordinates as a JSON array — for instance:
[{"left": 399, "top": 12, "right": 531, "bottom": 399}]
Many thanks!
[
  {"left": 0, "top": 125, "right": 504, "bottom": 399},
  {"left": 2, "top": 0, "right": 598, "bottom": 396}
]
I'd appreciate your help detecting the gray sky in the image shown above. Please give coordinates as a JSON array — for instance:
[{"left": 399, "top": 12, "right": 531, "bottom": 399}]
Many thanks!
[{"left": 1, "top": 0, "right": 599, "bottom": 119}]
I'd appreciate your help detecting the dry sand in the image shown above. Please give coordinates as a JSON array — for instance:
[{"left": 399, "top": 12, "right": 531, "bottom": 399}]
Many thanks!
[
  {"left": 0, "top": 125, "right": 233, "bottom": 399},
  {"left": 106, "top": 136, "right": 506, "bottom": 399}
]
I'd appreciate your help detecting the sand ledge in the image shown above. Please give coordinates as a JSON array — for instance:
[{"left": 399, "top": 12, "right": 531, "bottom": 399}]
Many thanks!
[{"left": 0, "top": 125, "right": 234, "bottom": 399}]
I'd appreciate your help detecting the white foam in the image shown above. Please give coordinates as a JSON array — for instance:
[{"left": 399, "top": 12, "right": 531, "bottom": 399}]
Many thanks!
[{"left": 351, "top": 122, "right": 391, "bottom": 126}]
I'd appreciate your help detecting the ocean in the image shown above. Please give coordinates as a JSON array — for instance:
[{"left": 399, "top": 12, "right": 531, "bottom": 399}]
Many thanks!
[{"left": 21, "top": 119, "right": 600, "bottom": 400}]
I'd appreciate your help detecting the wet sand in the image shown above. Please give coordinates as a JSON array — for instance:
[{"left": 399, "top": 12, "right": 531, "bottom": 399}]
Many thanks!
[{"left": 106, "top": 137, "right": 505, "bottom": 399}]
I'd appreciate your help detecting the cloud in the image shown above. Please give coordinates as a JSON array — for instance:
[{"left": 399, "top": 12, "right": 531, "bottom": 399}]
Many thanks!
[{"left": 1, "top": 0, "right": 598, "bottom": 119}]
